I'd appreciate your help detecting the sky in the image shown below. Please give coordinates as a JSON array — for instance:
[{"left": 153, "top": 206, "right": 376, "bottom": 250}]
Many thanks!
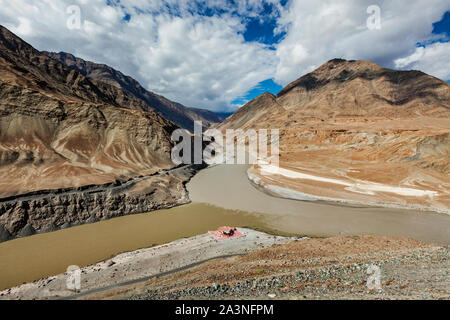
[{"left": 0, "top": 0, "right": 449, "bottom": 112}]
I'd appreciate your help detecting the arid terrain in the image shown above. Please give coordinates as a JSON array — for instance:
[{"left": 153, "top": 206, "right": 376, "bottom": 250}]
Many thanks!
[
  {"left": 0, "top": 228, "right": 299, "bottom": 299},
  {"left": 0, "top": 25, "right": 213, "bottom": 240},
  {"left": 44, "top": 51, "right": 223, "bottom": 132},
  {"left": 0, "top": 25, "right": 177, "bottom": 194},
  {"left": 219, "top": 59, "right": 450, "bottom": 213},
  {"left": 2, "top": 230, "right": 447, "bottom": 300},
  {"left": 0, "top": 25, "right": 449, "bottom": 302},
  {"left": 78, "top": 235, "right": 449, "bottom": 300}
]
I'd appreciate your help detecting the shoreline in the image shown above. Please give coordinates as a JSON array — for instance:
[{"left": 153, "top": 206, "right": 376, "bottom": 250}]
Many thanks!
[
  {"left": 0, "top": 202, "right": 284, "bottom": 291},
  {"left": 187, "top": 164, "right": 450, "bottom": 245},
  {"left": 75, "top": 235, "right": 450, "bottom": 300},
  {"left": 247, "top": 171, "right": 450, "bottom": 216},
  {"left": 0, "top": 228, "right": 301, "bottom": 300},
  {"left": 0, "top": 164, "right": 205, "bottom": 243},
  {"left": 2, "top": 163, "right": 449, "bottom": 297}
]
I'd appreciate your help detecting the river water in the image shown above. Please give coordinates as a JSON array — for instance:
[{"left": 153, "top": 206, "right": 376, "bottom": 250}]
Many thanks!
[
  {"left": 187, "top": 164, "right": 450, "bottom": 245},
  {"left": 0, "top": 164, "right": 449, "bottom": 290},
  {"left": 0, "top": 203, "right": 277, "bottom": 291}
]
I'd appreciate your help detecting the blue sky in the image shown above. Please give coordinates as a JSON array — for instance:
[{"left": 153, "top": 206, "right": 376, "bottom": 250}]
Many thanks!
[
  {"left": 242, "top": 0, "right": 288, "bottom": 45},
  {"left": 432, "top": 10, "right": 450, "bottom": 83},
  {"left": 232, "top": 79, "right": 282, "bottom": 105},
  {"left": 1, "top": 0, "right": 449, "bottom": 111},
  {"left": 433, "top": 10, "right": 450, "bottom": 37}
]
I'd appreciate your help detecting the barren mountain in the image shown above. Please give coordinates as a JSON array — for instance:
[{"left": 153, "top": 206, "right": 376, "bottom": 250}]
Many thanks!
[
  {"left": 0, "top": 25, "right": 200, "bottom": 241},
  {"left": 44, "top": 51, "right": 223, "bottom": 131},
  {"left": 219, "top": 59, "right": 450, "bottom": 213}
]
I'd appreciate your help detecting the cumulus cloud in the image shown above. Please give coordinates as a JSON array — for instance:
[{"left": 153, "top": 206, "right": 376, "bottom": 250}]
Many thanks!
[
  {"left": 0, "top": 0, "right": 279, "bottom": 112},
  {"left": 136, "top": 15, "right": 277, "bottom": 110},
  {"left": 395, "top": 41, "right": 450, "bottom": 81},
  {"left": 0, "top": 0, "right": 448, "bottom": 112},
  {"left": 274, "top": 0, "right": 450, "bottom": 85}
]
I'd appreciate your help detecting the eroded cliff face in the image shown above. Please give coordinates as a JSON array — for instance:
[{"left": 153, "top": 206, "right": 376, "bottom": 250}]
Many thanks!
[
  {"left": 0, "top": 25, "right": 201, "bottom": 241},
  {"left": 0, "top": 98, "right": 176, "bottom": 195},
  {"left": 219, "top": 59, "right": 450, "bottom": 212},
  {"left": 0, "top": 165, "right": 202, "bottom": 241}
]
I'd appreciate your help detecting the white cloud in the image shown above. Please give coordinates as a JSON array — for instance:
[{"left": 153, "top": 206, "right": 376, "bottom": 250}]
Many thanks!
[
  {"left": 0, "top": 0, "right": 279, "bottom": 112},
  {"left": 395, "top": 42, "right": 450, "bottom": 81},
  {"left": 0, "top": 0, "right": 448, "bottom": 112},
  {"left": 138, "top": 15, "right": 277, "bottom": 110},
  {"left": 274, "top": 0, "right": 450, "bottom": 85}
]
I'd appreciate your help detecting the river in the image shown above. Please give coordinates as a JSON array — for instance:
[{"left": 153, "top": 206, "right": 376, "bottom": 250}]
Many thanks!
[
  {"left": 187, "top": 164, "right": 450, "bottom": 244},
  {"left": 0, "top": 163, "right": 449, "bottom": 290}
]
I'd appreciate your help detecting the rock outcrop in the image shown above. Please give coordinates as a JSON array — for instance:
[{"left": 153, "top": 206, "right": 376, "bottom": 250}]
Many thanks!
[
  {"left": 0, "top": 25, "right": 181, "bottom": 194},
  {"left": 0, "top": 165, "right": 203, "bottom": 241},
  {"left": 220, "top": 59, "right": 450, "bottom": 130}
]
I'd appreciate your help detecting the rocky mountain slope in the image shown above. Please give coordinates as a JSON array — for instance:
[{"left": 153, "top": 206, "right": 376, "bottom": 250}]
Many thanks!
[
  {"left": 0, "top": 25, "right": 201, "bottom": 241},
  {"left": 219, "top": 59, "right": 450, "bottom": 213},
  {"left": 77, "top": 235, "right": 449, "bottom": 300},
  {"left": 220, "top": 58, "right": 450, "bottom": 129},
  {"left": 44, "top": 51, "right": 223, "bottom": 131}
]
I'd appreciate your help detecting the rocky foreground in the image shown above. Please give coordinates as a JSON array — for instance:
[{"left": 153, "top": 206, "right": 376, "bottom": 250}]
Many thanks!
[
  {"left": 83, "top": 235, "right": 448, "bottom": 300},
  {"left": 0, "top": 228, "right": 299, "bottom": 299},
  {"left": 1, "top": 229, "right": 447, "bottom": 300}
]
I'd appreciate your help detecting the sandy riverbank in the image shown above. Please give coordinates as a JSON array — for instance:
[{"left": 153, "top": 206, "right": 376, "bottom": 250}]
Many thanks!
[
  {"left": 248, "top": 169, "right": 449, "bottom": 215},
  {"left": 79, "top": 235, "right": 449, "bottom": 300},
  {"left": 0, "top": 203, "right": 284, "bottom": 291},
  {"left": 249, "top": 163, "right": 450, "bottom": 215},
  {"left": 0, "top": 228, "right": 301, "bottom": 300},
  {"left": 187, "top": 164, "right": 450, "bottom": 245}
]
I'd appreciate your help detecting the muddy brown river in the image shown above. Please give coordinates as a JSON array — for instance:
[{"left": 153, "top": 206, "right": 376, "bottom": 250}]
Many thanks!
[
  {"left": 0, "top": 203, "right": 281, "bottom": 291},
  {"left": 188, "top": 165, "right": 450, "bottom": 245},
  {"left": 0, "top": 164, "right": 449, "bottom": 290}
]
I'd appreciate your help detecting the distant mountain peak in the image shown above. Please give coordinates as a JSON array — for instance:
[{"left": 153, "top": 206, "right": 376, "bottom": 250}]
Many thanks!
[
  {"left": 0, "top": 24, "right": 223, "bottom": 132},
  {"left": 219, "top": 58, "right": 450, "bottom": 131},
  {"left": 0, "top": 25, "right": 180, "bottom": 199},
  {"left": 44, "top": 51, "right": 223, "bottom": 131},
  {"left": 277, "top": 58, "right": 444, "bottom": 98}
]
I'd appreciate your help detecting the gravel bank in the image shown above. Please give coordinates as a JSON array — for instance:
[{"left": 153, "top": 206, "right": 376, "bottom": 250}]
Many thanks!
[
  {"left": 0, "top": 228, "right": 300, "bottom": 300},
  {"left": 82, "top": 236, "right": 449, "bottom": 300}
]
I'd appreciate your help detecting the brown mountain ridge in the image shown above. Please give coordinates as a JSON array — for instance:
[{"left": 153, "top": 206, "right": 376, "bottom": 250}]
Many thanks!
[
  {"left": 0, "top": 25, "right": 202, "bottom": 241},
  {"left": 219, "top": 58, "right": 450, "bottom": 213}
]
